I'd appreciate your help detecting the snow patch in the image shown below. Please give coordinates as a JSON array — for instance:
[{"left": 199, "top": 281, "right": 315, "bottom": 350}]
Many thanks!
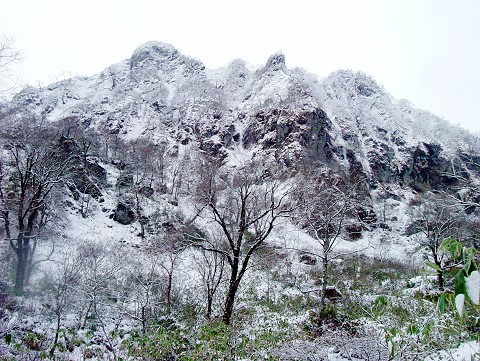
[{"left": 466, "top": 270, "right": 479, "bottom": 305}]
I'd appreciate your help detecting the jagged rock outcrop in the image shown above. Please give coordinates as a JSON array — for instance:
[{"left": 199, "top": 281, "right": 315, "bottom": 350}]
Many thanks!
[
  {"left": 58, "top": 135, "right": 106, "bottom": 200},
  {"left": 1, "top": 41, "right": 479, "bottom": 195},
  {"left": 265, "top": 52, "right": 286, "bottom": 72},
  {"left": 242, "top": 108, "right": 333, "bottom": 166}
]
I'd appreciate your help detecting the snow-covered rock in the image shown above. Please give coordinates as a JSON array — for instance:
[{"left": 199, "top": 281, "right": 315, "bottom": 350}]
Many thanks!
[{"left": 4, "top": 41, "right": 478, "bottom": 189}]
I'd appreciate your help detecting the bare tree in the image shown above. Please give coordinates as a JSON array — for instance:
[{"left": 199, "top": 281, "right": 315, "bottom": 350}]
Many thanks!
[
  {"left": 75, "top": 243, "right": 124, "bottom": 360},
  {"left": 151, "top": 232, "right": 188, "bottom": 314},
  {"left": 192, "top": 161, "right": 290, "bottom": 325},
  {"left": 193, "top": 246, "right": 225, "bottom": 320},
  {"left": 408, "top": 192, "right": 463, "bottom": 291},
  {"left": 293, "top": 169, "right": 355, "bottom": 308},
  {"left": 58, "top": 118, "right": 103, "bottom": 218},
  {"left": 116, "top": 139, "right": 167, "bottom": 237},
  {"left": 0, "top": 123, "right": 70, "bottom": 295},
  {"left": 129, "top": 141, "right": 154, "bottom": 238},
  {"left": 45, "top": 247, "right": 82, "bottom": 356},
  {"left": 160, "top": 241, "right": 183, "bottom": 313},
  {"left": 0, "top": 35, "right": 22, "bottom": 98},
  {"left": 170, "top": 152, "right": 189, "bottom": 205},
  {"left": 119, "top": 254, "right": 164, "bottom": 333},
  {"left": 151, "top": 142, "right": 167, "bottom": 193}
]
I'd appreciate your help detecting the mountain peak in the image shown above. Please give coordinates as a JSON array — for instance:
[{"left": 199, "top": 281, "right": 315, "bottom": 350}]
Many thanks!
[
  {"left": 325, "top": 69, "right": 384, "bottom": 98},
  {"left": 265, "top": 52, "right": 286, "bottom": 71},
  {"left": 129, "top": 41, "right": 180, "bottom": 69}
]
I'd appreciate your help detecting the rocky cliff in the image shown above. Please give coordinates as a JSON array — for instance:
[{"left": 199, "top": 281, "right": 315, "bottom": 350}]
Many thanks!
[{"left": 3, "top": 41, "right": 480, "bottom": 194}]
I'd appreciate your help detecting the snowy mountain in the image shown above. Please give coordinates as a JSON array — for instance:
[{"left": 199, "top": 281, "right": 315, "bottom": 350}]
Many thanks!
[
  {"left": 1, "top": 41, "right": 480, "bottom": 360},
  {"left": 5, "top": 41, "right": 479, "bottom": 192},
  {"left": 3, "top": 39, "right": 480, "bottom": 293}
]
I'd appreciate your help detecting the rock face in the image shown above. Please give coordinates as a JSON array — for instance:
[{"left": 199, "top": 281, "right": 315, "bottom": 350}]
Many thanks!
[
  {"left": 265, "top": 52, "right": 286, "bottom": 71},
  {"left": 86, "top": 162, "right": 107, "bottom": 185},
  {"left": 400, "top": 143, "right": 459, "bottom": 190},
  {"left": 58, "top": 136, "right": 106, "bottom": 199},
  {"left": 113, "top": 201, "right": 136, "bottom": 225},
  {"left": 116, "top": 172, "right": 134, "bottom": 189},
  {"left": 2, "top": 41, "right": 480, "bottom": 194},
  {"left": 242, "top": 108, "right": 333, "bottom": 166}
]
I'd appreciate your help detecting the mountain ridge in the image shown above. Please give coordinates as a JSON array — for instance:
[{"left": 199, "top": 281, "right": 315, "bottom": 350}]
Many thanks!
[
  {"left": 1, "top": 41, "right": 480, "bottom": 361},
  {"left": 3, "top": 40, "right": 480, "bottom": 190}
]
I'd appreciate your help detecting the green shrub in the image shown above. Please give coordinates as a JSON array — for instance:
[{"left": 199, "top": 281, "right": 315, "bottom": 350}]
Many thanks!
[
  {"left": 23, "top": 331, "right": 47, "bottom": 351},
  {"left": 306, "top": 304, "right": 358, "bottom": 337},
  {"left": 123, "top": 325, "right": 188, "bottom": 360}
]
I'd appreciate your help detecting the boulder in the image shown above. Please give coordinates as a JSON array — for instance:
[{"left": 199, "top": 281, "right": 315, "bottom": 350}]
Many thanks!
[
  {"left": 116, "top": 173, "right": 134, "bottom": 188},
  {"left": 345, "top": 223, "right": 363, "bottom": 240},
  {"left": 300, "top": 254, "right": 317, "bottom": 265},
  {"left": 139, "top": 186, "right": 154, "bottom": 197},
  {"left": 86, "top": 161, "right": 107, "bottom": 185},
  {"left": 113, "top": 201, "right": 136, "bottom": 225},
  {"left": 324, "top": 286, "right": 343, "bottom": 301}
]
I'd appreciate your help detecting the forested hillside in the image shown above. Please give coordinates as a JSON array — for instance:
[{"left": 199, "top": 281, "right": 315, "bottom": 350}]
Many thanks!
[{"left": 0, "top": 41, "right": 479, "bottom": 360}]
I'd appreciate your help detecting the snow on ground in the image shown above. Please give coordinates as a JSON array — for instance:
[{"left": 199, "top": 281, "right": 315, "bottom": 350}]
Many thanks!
[
  {"left": 426, "top": 341, "right": 480, "bottom": 361},
  {"left": 64, "top": 200, "right": 132, "bottom": 243},
  {"left": 271, "top": 216, "right": 421, "bottom": 268},
  {"left": 225, "top": 142, "right": 258, "bottom": 168}
]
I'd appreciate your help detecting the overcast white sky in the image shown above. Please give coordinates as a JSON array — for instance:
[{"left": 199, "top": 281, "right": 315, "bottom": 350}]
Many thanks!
[{"left": 1, "top": 0, "right": 479, "bottom": 132}]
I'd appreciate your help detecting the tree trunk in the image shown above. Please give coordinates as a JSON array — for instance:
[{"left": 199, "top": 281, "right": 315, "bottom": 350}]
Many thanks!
[
  {"left": 206, "top": 294, "right": 213, "bottom": 320},
  {"left": 49, "top": 311, "right": 61, "bottom": 356},
  {"left": 24, "top": 238, "right": 38, "bottom": 288},
  {"left": 437, "top": 269, "right": 444, "bottom": 292},
  {"left": 222, "top": 253, "right": 240, "bottom": 325},
  {"left": 135, "top": 190, "right": 145, "bottom": 238},
  {"left": 141, "top": 306, "right": 146, "bottom": 333},
  {"left": 14, "top": 208, "right": 38, "bottom": 295},
  {"left": 222, "top": 281, "right": 239, "bottom": 326},
  {"left": 166, "top": 270, "right": 173, "bottom": 313},
  {"left": 320, "top": 257, "right": 329, "bottom": 309},
  {"left": 14, "top": 238, "right": 29, "bottom": 295},
  {"left": 433, "top": 254, "right": 444, "bottom": 291}
]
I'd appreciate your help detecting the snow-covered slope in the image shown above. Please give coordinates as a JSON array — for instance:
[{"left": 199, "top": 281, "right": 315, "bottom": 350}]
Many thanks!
[
  {"left": 6, "top": 41, "right": 479, "bottom": 189},
  {"left": 2, "top": 41, "right": 480, "bottom": 361},
  {"left": 3, "top": 41, "right": 479, "bottom": 258}
]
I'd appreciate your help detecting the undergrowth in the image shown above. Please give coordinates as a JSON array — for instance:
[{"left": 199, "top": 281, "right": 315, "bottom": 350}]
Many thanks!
[{"left": 0, "top": 252, "right": 478, "bottom": 360}]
